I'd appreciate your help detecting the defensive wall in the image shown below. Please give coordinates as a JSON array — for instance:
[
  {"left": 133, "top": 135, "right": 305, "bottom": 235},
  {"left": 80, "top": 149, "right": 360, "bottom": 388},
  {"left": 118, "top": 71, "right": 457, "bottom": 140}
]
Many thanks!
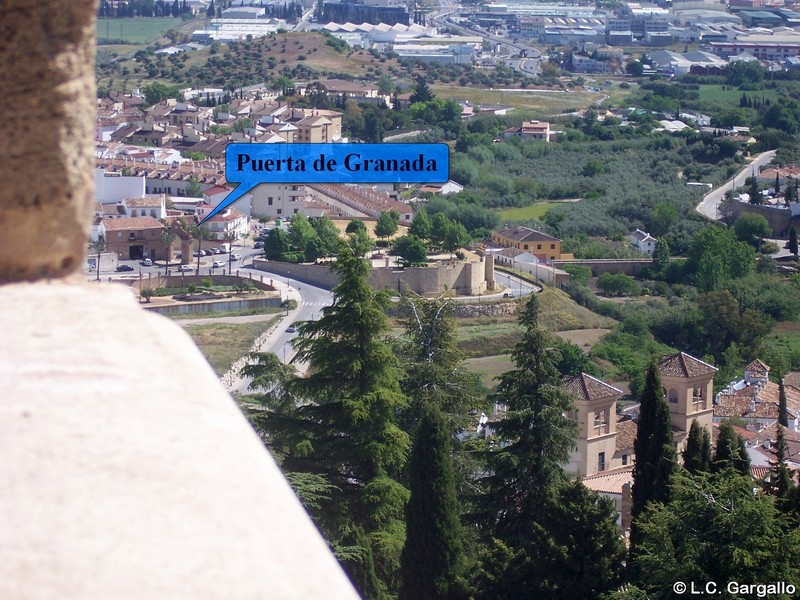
[
  {"left": 252, "top": 254, "right": 495, "bottom": 296},
  {"left": 723, "top": 200, "right": 799, "bottom": 237},
  {"left": 553, "top": 259, "right": 654, "bottom": 276}
]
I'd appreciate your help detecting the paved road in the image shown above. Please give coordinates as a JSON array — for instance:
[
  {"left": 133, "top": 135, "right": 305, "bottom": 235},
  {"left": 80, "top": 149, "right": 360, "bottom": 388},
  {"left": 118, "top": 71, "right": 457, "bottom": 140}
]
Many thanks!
[{"left": 695, "top": 150, "right": 777, "bottom": 221}]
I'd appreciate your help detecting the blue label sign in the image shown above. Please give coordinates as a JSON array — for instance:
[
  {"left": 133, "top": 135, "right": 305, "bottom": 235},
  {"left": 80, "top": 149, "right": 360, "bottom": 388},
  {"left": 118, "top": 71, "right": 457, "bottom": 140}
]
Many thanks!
[{"left": 199, "top": 143, "right": 449, "bottom": 224}]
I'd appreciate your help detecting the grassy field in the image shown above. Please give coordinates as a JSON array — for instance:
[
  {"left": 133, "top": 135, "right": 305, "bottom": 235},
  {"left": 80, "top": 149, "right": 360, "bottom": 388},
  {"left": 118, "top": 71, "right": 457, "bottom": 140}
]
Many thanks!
[
  {"left": 697, "top": 84, "right": 781, "bottom": 107},
  {"left": 432, "top": 85, "right": 603, "bottom": 115},
  {"left": 771, "top": 321, "right": 800, "bottom": 357},
  {"left": 183, "top": 317, "right": 280, "bottom": 376},
  {"left": 433, "top": 84, "right": 601, "bottom": 113},
  {"left": 464, "top": 354, "right": 514, "bottom": 390},
  {"left": 96, "top": 17, "right": 187, "bottom": 44},
  {"left": 496, "top": 202, "right": 560, "bottom": 222}
]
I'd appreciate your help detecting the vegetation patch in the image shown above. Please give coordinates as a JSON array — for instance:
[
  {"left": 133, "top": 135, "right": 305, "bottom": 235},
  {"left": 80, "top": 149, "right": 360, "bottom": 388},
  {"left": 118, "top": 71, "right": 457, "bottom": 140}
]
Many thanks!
[
  {"left": 536, "top": 286, "right": 618, "bottom": 331},
  {"left": 432, "top": 84, "right": 601, "bottom": 113},
  {"left": 697, "top": 84, "right": 781, "bottom": 107},
  {"left": 464, "top": 354, "right": 514, "bottom": 390},
  {"left": 496, "top": 202, "right": 560, "bottom": 222},
  {"left": 183, "top": 318, "right": 279, "bottom": 376},
  {"left": 96, "top": 17, "right": 185, "bottom": 44}
]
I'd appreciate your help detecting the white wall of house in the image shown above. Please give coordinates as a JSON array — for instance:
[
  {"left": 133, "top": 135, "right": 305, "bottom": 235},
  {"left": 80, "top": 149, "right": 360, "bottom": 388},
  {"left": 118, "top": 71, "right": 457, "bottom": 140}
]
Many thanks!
[{"left": 95, "top": 169, "right": 146, "bottom": 203}]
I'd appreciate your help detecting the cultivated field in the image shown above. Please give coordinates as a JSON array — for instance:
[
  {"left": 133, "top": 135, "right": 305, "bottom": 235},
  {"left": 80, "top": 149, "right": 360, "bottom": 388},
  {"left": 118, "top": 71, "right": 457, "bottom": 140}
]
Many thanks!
[{"left": 96, "top": 17, "right": 189, "bottom": 44}]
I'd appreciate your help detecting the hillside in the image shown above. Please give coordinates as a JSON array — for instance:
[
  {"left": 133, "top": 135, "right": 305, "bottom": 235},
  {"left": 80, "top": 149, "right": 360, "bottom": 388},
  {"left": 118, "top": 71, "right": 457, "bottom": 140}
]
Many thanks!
[{"left": 97, "top": 31, "right": 412, "bottom": 91}]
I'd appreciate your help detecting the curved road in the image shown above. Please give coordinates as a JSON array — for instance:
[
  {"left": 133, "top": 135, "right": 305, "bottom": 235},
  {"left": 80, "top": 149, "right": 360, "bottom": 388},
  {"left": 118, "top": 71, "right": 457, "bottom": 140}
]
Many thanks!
[{"left": 695, "top": 150, "right": 777, "bottom": 221}]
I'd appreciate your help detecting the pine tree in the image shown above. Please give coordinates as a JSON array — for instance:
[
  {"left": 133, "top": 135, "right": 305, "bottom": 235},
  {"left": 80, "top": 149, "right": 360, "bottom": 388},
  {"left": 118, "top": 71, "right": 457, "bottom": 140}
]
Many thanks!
[
  {"left": 399, "top": 406, "right": 465, "bottom": 600},
  {"left": 409, "top": 77, "right": 435, "bottom": 104},
  {"left": 714, "top": 421, "right": 750, "bottom": 476},
  {"left": 269, "top": 234, "right": 410, "bottom": 598},
  {"left": 480, "top": 294, "right": 578, "bottom": 539},
  {"left": 397, "top": 295, "right": 479, "bottom": 430},
  {"left": 632, "top": 362, "right": 676, "bottom": 524},
  {"left": 683, "top": 419, "right": 712, "bottom": 475},
  {"left": 473, "top": 295, "right": 624, "bottom": 598}
]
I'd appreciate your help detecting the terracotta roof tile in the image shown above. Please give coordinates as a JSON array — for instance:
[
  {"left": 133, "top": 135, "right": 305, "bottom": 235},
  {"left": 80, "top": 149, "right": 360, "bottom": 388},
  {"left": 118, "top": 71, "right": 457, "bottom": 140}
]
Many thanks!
[
  {"left": 582, "top": 466, "right": 633, "bottom": 495},
  {"left": 495, "top": 225, "right": 560, "bottom": 244},
  {"left": 744, "top": 358, "right": 770, "bottom": 376},
  {"left": 615, "top": 419, "right": 637, "bottom": 453},
  {"left": 658, "top": 352, "right": 718, "bottom": 378},
  {"left": 563, "top": 373, "right": 623, "bottom": 402},
  {"left": 101, "top": 216, "right": 163, "bottom": 230}
]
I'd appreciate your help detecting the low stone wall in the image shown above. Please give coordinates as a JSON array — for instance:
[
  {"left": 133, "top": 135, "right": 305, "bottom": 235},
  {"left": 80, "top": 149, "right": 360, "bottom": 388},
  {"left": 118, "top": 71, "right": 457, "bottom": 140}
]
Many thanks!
[
  {"left": 143, "top": 296, "right": 282, "bottom": 317},
  {"left": 450, "top": 301, "right": 518, "bottom": 318},
  {"left": 553, "top": 259, "right": 653, "bottom": 276},
  {"left": 129, "top": 273, "right": 277, "bottom": 292}
]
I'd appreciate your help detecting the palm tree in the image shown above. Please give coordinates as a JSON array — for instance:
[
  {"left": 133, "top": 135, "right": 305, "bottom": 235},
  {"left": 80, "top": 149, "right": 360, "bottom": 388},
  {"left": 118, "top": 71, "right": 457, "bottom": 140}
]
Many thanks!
[
  {"left": 160, "top": 229, "right": 177, "bottom": 275},
  {"left": 89, "top": 238, "right": 107, "bottom": 282},
  {"left": 223, "top": 230, "right": 238, "bottom": 246},
  {"left": 189, "top": 223, "right": 212, "bottom": 274},
  {"left": 185, "top": 177, "right": 203, "bottom": 198}
]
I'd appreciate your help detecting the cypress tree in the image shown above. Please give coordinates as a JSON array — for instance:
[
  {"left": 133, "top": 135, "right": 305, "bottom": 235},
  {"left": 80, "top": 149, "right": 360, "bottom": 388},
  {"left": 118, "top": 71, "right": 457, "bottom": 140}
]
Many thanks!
[
  {"left": 714, "top": 421, "right": 750, "bottom": 476},
  {"left": 399, "top": 406, "right": 465, "bottom": 600},
  {"left": 789, "top": 226, "right": 798, "bottom": 257},
  {"left": 632, "top": 362, "right": 676, "bottom": 523},
  {"left": 683, "top": 419, "right": 712, "bottom": 475},
  {"left": 749, "top": 172, "right": 761, "bottom": 205},
  {"left": 780, "top": 378, "right": 789, "bottom": 427},
  {"left": 768, "top": 426, "right": 793, "bottom": 500}
]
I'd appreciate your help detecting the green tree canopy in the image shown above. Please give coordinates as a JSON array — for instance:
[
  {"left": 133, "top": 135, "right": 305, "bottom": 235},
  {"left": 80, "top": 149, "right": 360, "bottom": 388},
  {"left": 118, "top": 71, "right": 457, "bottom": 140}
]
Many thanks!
[
  {"left": 734, "top": 213, "right": 771, "bottom": 248},
  {"left": 714, "top": 420, "right": 750, "bottom": 476},
  {"left": 393, "top": 234, "right": 428, "bottom": 265},
  {"left": 409, "top": 208, "right": 432, "bottom": 241},
  {"left": 633, "top": 469, "right": 800, "bottom": 596},
  {"left": 682, "top": 419, "right": 712, "bottom": 475},
  {"left": 375, "top": 210, "right": 400, "bottom": 241},
  {"left": 631, "top": 363, "right": 676, "bottom": 527},
  {"left": 280, "top": 234, "right": 410, "bottom": 597},
  {"left": 686, "top": 225, "right": 756, "bottom": 292},
  {"left": 399, "top": 405, "right": 465, "bottom": 600}
]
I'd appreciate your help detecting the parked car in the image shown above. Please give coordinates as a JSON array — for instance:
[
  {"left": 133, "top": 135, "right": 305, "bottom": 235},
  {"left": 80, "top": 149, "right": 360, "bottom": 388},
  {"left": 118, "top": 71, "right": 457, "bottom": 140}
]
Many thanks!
[
  {"left": 212, "top": 260, "right": 225, "bottom": 268},
  {"left": 253, "top": 241, "right": 264, "bottom": 249},
  {"left": 177, "top": 264, "right": 194, "bottom": 272},
  {"left": 141, "top": 258, "right": 153, "bottom": 267},
  {"left": 210, "top": 248, "right": 221, "bottom": 254},
  {"left": 503, "top": 292, "right": 515, "bottom": 298},
  {"left": 116, "top": 265, "right": 134, "bottom": 272},
  {"left": 193, "top": 250, "right": 206, "bottom": 257}
]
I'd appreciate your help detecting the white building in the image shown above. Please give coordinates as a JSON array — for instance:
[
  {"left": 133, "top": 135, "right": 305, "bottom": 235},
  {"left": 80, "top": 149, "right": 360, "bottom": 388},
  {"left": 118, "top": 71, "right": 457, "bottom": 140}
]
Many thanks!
[
  {"left": 197, "top": 206, "right": 250, "bottom": 240},
  {"left": 630, "top": 229, "right": 656, "bottom": 254}
]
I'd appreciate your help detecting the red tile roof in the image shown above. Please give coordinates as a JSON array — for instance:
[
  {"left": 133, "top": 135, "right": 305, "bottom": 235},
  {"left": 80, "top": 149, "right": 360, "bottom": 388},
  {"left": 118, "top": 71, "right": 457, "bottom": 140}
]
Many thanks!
[
  {"left": 563, "top": 373, "right": 623, "bottom": 402},
  {"left": 582, "top": 466, "right": 633, "bottom": 495},
  {"left": 495, "top": 225, "right": 560, "bottom": 244},
  {"left": 101, "top": 216, "right": 163, "bottom": 230},
  {"left": 615, "top": 419, "right": 637, "bottom": 453},
  {"left": 659, "top": 352, "right": 718, "bottom": 378}
]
